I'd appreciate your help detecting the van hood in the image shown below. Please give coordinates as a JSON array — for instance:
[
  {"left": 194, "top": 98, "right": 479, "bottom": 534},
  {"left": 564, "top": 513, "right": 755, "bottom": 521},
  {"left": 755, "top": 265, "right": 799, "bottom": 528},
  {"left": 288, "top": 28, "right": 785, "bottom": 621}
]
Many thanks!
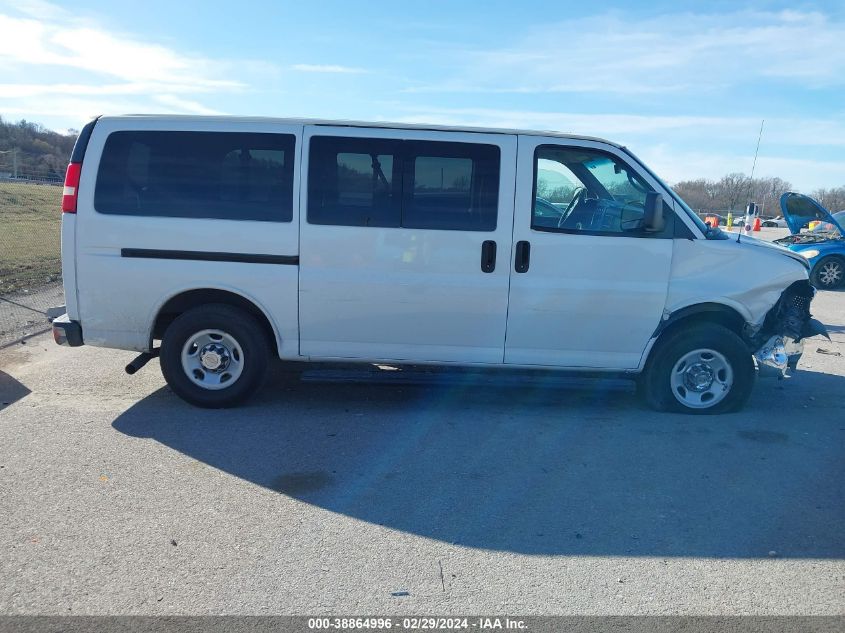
[
  {"left": 780, "top": 192, "right": 844, "bottom": 237},
  {"left": 736, "top": 233, "right": 811, "bottom": 269}
]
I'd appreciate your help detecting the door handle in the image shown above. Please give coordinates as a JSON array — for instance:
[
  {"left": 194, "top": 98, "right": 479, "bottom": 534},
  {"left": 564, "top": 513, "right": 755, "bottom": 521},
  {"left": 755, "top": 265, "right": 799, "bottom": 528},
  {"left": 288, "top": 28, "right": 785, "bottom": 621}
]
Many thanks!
[
  {"left": 514, "top": 240, "right": 530, "bottom": 273},
  {"left": 481, "top": 240, "right": 497, "bottom": 273}
]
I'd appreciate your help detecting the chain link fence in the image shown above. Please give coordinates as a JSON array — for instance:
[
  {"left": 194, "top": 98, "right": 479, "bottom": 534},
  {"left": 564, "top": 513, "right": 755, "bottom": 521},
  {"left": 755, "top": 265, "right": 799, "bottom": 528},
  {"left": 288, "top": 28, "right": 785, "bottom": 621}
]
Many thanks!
[{"left": 0, "top": 172, "right": 64, "bottom": 346}]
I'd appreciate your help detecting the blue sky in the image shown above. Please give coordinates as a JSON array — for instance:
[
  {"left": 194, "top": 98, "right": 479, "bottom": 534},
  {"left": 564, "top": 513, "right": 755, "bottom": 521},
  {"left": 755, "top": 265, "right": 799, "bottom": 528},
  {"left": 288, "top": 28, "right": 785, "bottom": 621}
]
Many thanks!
[{"left": 1, "top": 0, "right": 844, "bottom": 190}]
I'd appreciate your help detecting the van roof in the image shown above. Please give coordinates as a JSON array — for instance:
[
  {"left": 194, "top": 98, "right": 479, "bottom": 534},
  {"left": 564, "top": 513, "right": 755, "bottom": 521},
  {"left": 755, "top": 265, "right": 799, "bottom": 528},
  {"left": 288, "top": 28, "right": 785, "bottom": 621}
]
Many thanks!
[{"left": 98, "top": 114, "right": 624, "bottom": 148}]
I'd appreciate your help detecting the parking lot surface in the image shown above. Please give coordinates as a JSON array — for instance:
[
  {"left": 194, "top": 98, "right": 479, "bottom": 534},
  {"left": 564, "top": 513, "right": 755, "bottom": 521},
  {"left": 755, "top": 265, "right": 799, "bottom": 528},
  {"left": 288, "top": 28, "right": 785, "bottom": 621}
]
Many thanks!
[{"left": 0, "top": 289, "right": 843, "bottom": 615}]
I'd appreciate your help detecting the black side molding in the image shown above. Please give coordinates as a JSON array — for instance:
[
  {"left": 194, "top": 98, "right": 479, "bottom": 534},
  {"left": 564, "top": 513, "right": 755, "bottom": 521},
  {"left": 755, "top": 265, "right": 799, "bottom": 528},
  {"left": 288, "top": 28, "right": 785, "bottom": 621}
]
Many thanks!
[
  {"left": 650, "top": 302, "right": 745, "bottom": 341},
  {"left": 121, "top": 249, "right": 299, "bottom": 265}
]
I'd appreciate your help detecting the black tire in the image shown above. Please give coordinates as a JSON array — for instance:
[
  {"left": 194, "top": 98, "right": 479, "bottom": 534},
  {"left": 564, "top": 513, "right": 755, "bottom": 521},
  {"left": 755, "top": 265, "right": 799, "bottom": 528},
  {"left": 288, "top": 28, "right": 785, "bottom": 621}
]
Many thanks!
[
  {"left": 160, "top": 303, "right": 270, "bottom": 408},
  {"left": 638, "top": 323, "right": 755, "bottom": 414},
  {"left": 810, "top": 256, "right": 845, "bottom": 289}
]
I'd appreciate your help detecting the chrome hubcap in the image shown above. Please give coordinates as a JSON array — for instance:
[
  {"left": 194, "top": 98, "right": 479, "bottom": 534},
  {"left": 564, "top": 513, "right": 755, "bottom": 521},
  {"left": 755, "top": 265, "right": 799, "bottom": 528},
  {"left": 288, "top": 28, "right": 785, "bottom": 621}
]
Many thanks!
[
  {"left": 199, "top": 344, "right": 229, "bottom": 371},
  {"left": 684, "top": 362, "right": 715, "bottom": 391},
  {"left": 818, "top": 261, "right": 843, "bottom": 286},
  {"left": 670, "top": 348, "right": 733, "bottom": 409},
  {"left": 181, "top": 329, "right": 244, "bottom": 390}
]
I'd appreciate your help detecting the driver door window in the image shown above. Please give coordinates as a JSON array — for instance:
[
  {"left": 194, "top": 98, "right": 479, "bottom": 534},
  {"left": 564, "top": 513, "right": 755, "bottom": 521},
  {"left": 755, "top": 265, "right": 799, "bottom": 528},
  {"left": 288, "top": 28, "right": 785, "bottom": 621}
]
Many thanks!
[{"left": 532, "top": 146, "right": 653, "bottom": 234}]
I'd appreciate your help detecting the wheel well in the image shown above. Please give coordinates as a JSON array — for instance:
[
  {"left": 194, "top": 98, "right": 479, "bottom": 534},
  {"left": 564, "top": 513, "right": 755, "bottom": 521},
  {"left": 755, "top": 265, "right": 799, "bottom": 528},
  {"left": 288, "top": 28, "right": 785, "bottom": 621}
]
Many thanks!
[
  {"left": 152, "top": 289, "right": 278, "bottom": 350},
  {"left": 653, "top": 304, "right": 747, "bottom": 344}
]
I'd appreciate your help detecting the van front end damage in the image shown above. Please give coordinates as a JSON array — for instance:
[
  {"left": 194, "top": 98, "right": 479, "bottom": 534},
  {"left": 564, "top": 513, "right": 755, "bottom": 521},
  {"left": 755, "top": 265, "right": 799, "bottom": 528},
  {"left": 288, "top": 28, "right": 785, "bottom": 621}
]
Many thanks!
[{"left": 747, "top": 280, "right": 830, "bottom": 375}]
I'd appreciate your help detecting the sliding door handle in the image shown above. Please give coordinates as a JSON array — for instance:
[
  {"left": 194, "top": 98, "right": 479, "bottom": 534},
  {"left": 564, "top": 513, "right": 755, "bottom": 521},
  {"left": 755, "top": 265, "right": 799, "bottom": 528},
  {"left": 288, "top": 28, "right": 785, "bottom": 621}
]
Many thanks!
[
  {"left": 514, "top": 240, "right": 530, "bottom": 273},
  {"left": 481, "top": 240, "right": 497, "bottom": 273}
]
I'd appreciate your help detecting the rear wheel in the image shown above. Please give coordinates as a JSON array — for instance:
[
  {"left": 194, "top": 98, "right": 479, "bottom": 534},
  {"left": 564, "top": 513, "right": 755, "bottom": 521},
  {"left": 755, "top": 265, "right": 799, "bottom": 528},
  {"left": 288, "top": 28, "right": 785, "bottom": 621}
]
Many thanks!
[
  {"left": 811, "top": 256, "right": 844, "bottom": 289},
  {"left": 160, "top": 304, "right": 270, "bottom": 408},
  {"left": 638, "top": 323, "right": 755, "bottom": 414}
]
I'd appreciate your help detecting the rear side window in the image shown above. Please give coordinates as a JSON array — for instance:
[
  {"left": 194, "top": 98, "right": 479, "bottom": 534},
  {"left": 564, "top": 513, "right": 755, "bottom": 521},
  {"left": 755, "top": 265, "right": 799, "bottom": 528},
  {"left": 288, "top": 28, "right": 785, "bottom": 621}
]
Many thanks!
[
  {"left": 404, "top": 141, "right": 499, "bottom": 231},
  {"left": 94, "top": 131, "right": 296, "bottom": 222},
  {"left": 307, "top": 136, "right": 500, "bottom": 231},
  {"left": 308, "top": 137, "right": 402, "bottom": 227}
]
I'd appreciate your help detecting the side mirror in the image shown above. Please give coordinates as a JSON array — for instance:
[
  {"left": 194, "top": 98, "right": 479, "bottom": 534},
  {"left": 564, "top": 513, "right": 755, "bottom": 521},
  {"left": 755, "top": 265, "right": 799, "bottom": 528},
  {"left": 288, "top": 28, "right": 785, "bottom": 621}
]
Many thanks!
[{"left": 643, "top": 192, "right": 665, "bottom": 232}]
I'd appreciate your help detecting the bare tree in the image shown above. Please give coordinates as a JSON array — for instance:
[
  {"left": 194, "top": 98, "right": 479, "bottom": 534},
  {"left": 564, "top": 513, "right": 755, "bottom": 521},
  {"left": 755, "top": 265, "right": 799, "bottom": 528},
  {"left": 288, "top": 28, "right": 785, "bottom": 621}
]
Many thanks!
[
  {"left": 673, "top": 173, "right": 795, "bottom": 217},
  {"left": 750, "top": 176, "right": 792, "bottom": 217},
  {"left": 717, "top": 173, "right": 751, "bottom": 211},
  {"left": 811, "top": 187, "right": 845, "bottom": 211},
  {"left": 673, "top": 179, "right": 715, "bottom": 212}
]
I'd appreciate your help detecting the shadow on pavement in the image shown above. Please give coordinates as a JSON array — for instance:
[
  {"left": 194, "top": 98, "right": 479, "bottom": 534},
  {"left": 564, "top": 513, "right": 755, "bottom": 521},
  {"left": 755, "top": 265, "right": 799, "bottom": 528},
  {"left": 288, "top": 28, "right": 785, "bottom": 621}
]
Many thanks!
[
  {"left": 113, "top": 365, "right": 845, "bottom": 558},
  {"left": 0, "top": 370, "right": 31, "bottom": 408}
]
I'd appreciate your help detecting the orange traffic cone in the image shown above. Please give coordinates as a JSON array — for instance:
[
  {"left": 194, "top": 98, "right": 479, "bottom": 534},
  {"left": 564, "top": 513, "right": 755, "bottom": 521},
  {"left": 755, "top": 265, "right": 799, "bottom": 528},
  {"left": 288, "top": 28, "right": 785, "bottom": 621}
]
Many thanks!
[{"left": 753, "top": 217, "right": 762, "bottom": 231}]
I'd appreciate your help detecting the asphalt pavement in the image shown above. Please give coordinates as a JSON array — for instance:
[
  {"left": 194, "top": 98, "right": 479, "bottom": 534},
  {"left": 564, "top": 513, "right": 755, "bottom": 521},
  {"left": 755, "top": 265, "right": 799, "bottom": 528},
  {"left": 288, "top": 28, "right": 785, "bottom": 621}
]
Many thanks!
[{"left": 0, "top": 279, "right": 843, "bottom": 615}]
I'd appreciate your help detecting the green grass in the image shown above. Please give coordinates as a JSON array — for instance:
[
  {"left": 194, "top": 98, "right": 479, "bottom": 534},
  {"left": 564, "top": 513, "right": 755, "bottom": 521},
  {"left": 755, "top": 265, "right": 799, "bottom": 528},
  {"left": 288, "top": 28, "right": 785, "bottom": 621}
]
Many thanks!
[{"left": 0, "top": 181, "right": 62, "bottom": 294}]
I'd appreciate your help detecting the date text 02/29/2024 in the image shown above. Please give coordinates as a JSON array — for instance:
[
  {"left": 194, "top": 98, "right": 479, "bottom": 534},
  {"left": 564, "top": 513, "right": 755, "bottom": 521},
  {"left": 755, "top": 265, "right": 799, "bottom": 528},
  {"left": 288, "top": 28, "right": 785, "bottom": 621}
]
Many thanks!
[{"left": 307, "top": 617, "right": 527, "bottom": 630}]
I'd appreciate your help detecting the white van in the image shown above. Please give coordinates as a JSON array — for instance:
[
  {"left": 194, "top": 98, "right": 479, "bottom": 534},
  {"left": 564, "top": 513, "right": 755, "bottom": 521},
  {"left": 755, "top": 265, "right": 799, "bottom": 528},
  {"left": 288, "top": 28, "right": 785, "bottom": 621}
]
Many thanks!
[{"left": 51, "top": 115, "right": 828, "bottom": 413}]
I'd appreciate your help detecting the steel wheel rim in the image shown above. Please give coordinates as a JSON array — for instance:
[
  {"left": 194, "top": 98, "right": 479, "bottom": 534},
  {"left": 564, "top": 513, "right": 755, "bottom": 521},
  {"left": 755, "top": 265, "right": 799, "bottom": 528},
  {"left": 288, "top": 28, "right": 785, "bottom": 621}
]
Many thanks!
[
  {"left": 818, "top": 261, "right": 843, "bottom": 286},
  {"left": 180, "top": 329, "right": 244, "bottom": 391},
  {"left": 669, "top": 348, "right": 733, "bottom": 409}
]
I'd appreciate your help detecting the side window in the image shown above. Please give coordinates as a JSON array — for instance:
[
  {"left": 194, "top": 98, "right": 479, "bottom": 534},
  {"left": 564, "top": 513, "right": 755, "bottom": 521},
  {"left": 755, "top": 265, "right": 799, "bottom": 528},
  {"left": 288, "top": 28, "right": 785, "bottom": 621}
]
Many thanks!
[
  {"left": 307, "top": 136, "right": 500, "bottom": 231},
  {"left": 403, "top": 141, "right": 500, "bottom": 231},
  {"left": 533, "top": 146, "right": 654, "bottom": 234},
  {"left": 307, "top": 137, "right": 401, "bottom": 227},
  {"left": 94, "top": 131, "right": 295, "bottom": 221}
]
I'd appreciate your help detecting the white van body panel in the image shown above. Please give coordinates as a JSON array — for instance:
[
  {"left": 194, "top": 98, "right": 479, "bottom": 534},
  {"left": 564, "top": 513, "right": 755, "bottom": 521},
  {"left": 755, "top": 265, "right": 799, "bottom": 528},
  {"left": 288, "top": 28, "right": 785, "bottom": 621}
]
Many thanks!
[
  {"left": 665, "top": 237, "right": 808, "bottom": 327},
  {"left": 60, "top": 213, "right": 80, "bottom": 320},
  {"left": 504, "top": 135, "right": 675, "bottom": 369},
  {"left": 299, "top": 125, "right": 517, "bottom": 363},
  {"left": 73, "top": 116, "right": 302, "bottom": 356}
]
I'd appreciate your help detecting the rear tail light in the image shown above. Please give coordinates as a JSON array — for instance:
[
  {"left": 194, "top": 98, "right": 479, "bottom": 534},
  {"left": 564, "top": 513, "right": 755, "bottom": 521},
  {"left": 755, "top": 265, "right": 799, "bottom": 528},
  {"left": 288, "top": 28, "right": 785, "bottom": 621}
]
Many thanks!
[{"left": 61, "top": 162, "right": 82, "bottom": 213}]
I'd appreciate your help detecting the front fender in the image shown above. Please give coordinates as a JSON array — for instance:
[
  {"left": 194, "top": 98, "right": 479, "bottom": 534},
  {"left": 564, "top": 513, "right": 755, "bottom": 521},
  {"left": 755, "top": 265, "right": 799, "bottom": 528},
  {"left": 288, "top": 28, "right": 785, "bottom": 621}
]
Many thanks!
[{"left": 667, "top": 238, "right": 809, "bottom": 330}]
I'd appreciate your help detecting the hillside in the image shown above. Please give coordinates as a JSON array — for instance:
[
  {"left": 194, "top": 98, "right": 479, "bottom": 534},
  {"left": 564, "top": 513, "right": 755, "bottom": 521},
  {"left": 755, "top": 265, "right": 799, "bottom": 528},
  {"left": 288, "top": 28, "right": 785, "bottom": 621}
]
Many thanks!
[{"left": 0, "top": 117, "right": 77, "bottom": 181}]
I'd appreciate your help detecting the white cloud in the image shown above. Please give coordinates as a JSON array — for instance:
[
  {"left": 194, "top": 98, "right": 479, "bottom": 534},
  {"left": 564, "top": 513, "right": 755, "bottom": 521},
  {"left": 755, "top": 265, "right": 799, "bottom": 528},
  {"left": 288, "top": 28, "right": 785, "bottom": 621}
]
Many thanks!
[
  {"left": 291, "top": 64, "right": 368, "bottom": 74},
  {"left": 0, "top": 82, "right": 223, "bottom": 98},
  {"left": 1, "top": 97, "right": 164, "bottom": 122},
  {"left": 153, "top": 95, "right": 226, "bottom": 116},
  {"left": 391, "top": 106, "right": 845, "bottom": 148},
  {"left": 0, "top": 12, "right": 242, "bottom": 90},
  {"left": 0, "top": 0, "right": 250, "bottom": 124},
  {"left": 3, "top": 0, "right": 68, "bottom": 20},
  {"left": 637, "top": 144, "right": 845, "bottom": 194},
  {"left": 390, "top": 106, "right": 845, "bottom": 190},
  {"left": 404, "top": 10, "right": 845, "bottom": 94},
  {"left": 2, "top": 94, "right": 226, "bottom": 123}
]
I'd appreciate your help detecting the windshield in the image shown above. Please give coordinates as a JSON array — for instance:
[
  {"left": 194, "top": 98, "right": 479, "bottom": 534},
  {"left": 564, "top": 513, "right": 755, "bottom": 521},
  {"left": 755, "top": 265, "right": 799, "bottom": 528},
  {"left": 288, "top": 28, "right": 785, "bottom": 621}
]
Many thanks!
[{"left": 619, "top": 147, "right": 723, "bottom": 238}]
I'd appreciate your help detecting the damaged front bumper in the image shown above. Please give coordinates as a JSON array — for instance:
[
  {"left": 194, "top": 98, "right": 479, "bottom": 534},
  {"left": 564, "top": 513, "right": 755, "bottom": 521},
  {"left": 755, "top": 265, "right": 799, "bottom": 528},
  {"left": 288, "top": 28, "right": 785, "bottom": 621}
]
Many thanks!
[
  {"left": 754, "top": 335, "right": 804, "bottom": 376},
  {"left": 750, "top": 280, "right": 830, "bottom": 377}
]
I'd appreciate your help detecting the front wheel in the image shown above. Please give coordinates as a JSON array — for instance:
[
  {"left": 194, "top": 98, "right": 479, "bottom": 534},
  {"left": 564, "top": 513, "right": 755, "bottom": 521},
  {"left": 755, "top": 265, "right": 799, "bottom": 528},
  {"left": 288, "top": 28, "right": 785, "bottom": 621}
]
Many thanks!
[
  {"left": 811, "top": 256, "right": 844, "bottom": 289},
  {"left": 638, "top": 323, "right": 755, "bottom": 414},
  {"left": 160, "top": 304, "right": 270, "bottom": 408}
]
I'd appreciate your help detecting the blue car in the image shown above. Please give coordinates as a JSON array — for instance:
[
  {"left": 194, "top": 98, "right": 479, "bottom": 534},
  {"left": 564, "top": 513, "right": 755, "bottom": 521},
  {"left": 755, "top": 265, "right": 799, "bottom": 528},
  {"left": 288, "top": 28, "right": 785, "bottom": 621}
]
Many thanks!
[{"left": 774, "top": 192, "right": 845, "bottom": 289}]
